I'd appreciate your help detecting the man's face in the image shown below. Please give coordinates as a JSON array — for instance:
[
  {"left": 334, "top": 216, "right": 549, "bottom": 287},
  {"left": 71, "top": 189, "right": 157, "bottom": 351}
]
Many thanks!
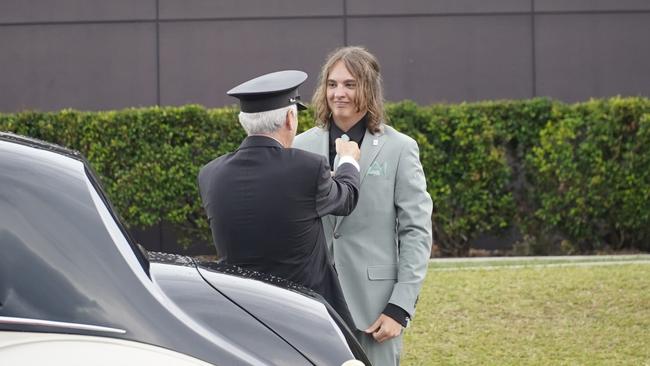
[{"left": 327, "top": 61, "right": 367, "bottom": 127}]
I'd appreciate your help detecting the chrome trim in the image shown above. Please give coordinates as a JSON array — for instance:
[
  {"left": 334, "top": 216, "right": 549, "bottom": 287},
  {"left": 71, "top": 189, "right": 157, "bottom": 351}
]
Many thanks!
[{"left": 0, "top": 316, "right": 126, "bottom": 334}]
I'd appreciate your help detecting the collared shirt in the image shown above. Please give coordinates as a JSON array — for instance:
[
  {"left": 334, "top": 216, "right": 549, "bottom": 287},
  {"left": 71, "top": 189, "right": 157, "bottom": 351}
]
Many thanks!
[{"left": 328, "top": 114, "right": 368, "bottom": 168}]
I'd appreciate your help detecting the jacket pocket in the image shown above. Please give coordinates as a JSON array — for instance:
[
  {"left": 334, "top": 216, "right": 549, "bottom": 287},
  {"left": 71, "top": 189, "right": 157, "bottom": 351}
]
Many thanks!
[{"left": 367, "top": 264, "right": 398, "bottom": 280}]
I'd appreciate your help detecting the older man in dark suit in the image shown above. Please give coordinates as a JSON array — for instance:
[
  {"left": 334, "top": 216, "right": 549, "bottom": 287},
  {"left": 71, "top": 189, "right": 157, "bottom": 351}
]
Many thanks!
[{"left": 198, "top": 70, "right": 361, "bottom": 325}]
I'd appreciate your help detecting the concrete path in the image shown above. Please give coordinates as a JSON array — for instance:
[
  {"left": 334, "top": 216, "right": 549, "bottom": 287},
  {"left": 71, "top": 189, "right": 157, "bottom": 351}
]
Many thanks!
[
  {"left": 429, "top": 254, "right": 650, "bottom": 263},
  {"left": 428, "top": 254, "right": 650, "bottom": 271}
]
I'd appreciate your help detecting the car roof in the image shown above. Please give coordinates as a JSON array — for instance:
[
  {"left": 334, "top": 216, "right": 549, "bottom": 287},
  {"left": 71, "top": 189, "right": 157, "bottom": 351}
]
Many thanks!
[{"left": 0, "top": 131, "right": 84, "bottom": 161}]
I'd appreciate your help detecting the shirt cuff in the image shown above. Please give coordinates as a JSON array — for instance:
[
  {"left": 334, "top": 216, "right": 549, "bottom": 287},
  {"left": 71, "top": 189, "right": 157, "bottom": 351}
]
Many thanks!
[
  {"left": 382, "top": 303, "right": 409, "bottom": 328},
  {"left": 337, "top": 156, "right": 360, "bottom": 172}
]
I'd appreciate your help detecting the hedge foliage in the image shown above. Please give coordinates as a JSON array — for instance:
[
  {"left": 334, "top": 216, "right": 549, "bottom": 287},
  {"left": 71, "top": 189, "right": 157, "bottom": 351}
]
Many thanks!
[{"left": 1, "top": 97, "right": 648, "bottom": 256}]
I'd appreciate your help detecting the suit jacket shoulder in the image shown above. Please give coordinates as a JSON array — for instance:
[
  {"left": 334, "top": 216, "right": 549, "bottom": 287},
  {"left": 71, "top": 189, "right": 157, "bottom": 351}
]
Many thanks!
[
  {"left": 382, "top": 124, "right": 417, "bottom": 146},
  {"left": 198, "top": 152, "right": 233, "bottom": 200},
  {"left": 285, "top": 142, "right": 326, "bottom": 164},
  {"left": 294, "top": 127, "right": 326, "bottom": 150}
]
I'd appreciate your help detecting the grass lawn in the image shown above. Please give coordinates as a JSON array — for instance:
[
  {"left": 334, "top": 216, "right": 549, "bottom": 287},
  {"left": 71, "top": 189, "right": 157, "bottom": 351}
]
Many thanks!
[{"left": 402, "top": 260, "right": 650, "bottom": 365}]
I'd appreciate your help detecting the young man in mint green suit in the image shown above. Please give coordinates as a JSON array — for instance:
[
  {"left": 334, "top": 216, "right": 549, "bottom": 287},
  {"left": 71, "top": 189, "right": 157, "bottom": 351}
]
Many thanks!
[{"left": 293, "top": 47, "right": 433, "bottom": 366}]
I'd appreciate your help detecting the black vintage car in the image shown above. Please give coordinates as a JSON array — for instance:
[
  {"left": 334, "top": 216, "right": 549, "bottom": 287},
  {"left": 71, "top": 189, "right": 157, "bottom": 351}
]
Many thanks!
[{"left": 0, "top": 132, "right": 369, "bottom": 365}]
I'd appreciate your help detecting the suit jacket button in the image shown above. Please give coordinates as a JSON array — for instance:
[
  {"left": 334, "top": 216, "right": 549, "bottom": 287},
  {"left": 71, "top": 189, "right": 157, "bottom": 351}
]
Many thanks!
[{"left": 333, "top": 232, "right": 341, "bottom": 239}]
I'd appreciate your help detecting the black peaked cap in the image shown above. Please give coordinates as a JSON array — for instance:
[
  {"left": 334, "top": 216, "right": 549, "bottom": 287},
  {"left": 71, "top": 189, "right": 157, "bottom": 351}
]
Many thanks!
[{"left": 227, "top": 70, "right": 308, "bottom": 113}]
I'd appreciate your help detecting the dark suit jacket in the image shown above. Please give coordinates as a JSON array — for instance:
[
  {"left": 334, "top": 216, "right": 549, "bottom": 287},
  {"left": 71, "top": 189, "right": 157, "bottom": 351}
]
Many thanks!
[{"left": 198, "top": 135, "right": 359, "bottom": 324}]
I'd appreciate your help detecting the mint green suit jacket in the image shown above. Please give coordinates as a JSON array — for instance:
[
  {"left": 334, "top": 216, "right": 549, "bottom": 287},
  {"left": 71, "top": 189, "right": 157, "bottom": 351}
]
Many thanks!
[{"left": 293, "top": 124, "right": 433, "bottom": 330}]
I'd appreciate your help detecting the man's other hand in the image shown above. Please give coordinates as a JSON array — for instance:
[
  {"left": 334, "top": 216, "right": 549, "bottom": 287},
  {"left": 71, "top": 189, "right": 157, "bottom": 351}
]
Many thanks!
[
  {"left": 335, "top": 138, "right": 360, "bottom": 161},
  {"left": 364, "top": 314, "right": 403, "bottom": 343}
]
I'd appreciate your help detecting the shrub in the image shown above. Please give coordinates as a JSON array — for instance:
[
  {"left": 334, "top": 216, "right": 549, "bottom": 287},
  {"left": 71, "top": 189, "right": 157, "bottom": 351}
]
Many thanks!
[{"left": 529, "top": 97, "right": 650, "bottom": 252}]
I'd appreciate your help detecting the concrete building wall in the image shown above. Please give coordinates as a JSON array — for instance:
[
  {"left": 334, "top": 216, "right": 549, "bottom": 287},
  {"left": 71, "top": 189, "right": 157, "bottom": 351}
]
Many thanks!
[{"left": 2, "top": 0, "right": 649, "bottom": 113}]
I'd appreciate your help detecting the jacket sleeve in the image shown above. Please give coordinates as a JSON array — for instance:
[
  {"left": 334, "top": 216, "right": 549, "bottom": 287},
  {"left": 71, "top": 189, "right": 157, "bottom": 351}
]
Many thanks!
[
  {"left": 388, "top": 138, "right": 433, "bottom": 317},
  {"left": 314, "top": 156, "right": 360, "bottom": 217}
]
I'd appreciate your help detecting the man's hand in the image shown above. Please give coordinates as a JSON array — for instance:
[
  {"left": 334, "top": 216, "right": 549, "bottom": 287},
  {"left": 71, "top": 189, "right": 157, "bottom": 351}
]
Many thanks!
[
  {"left": 364, "top": 314, "right": 403, "bottom": 343},
  {"left": 335, "top": 138, "right": 360, "bottom": 161}
]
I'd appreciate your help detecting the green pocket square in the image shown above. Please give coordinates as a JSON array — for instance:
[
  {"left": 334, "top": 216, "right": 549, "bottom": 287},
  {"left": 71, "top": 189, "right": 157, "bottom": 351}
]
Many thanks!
[{"left": 367, "top": 161, "right": 387, "bottom": 176}]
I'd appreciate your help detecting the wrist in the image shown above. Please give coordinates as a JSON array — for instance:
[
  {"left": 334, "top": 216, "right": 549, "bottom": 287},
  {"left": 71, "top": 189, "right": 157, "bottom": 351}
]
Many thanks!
[
  {"left": 337, "top": 156, "right": 360, "bottom": 171},
  {"left": 382, "top": 303, "right": 409, "bottom": 328}
]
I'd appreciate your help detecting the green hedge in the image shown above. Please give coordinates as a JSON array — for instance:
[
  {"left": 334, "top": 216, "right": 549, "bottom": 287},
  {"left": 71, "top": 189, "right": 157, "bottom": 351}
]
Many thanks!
[
  {"left": 529, "top": 98, "right": 650, "bottom": 253},
  {"left": 1, "top": 97, "right": 648, "bottom": 256}
]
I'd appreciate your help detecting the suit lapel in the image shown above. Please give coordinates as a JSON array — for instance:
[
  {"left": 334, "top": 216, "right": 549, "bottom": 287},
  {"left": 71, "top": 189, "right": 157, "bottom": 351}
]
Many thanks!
[
  {"left": 335, "top": 127, "right": 387, "bottom": 230},
  {"left": 358, "top": 128, "right": 386, "bottom": 185}
]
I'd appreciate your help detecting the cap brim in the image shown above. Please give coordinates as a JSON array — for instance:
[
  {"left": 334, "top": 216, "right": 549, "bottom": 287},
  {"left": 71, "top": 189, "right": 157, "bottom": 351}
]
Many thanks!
[{"left": 296, "top": 101, "right": 308, "bottom": 111}]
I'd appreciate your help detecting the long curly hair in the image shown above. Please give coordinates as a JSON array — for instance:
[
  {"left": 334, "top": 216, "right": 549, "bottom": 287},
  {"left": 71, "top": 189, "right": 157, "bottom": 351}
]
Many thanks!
[{"left": 312, "top": 46, "right": 385, "bottom": 133}]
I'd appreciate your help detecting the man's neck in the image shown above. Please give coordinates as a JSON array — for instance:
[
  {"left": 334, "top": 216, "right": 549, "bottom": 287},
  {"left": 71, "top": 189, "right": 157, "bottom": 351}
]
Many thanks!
[
  {"left": 333, "top": 111, "right": 367, "bottom": 132},
  {"left": 334, "top": 118, "right": 361, "bottom": 132}
]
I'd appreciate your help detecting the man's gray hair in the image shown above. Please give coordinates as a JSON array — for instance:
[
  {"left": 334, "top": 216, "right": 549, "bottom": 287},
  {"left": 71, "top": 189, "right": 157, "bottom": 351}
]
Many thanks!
[{"left": 239, "top": 105, "right": 297, "bottom": 135}]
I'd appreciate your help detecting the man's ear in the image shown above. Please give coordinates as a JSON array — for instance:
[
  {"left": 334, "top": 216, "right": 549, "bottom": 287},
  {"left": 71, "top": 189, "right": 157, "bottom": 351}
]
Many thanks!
[{"left": 285, "top": 109, "right": 294, "bottom": 129}]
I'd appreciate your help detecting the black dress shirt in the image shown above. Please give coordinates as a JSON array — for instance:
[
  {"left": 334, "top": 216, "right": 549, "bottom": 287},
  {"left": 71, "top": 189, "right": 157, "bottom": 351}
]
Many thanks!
[{"left": 328, "top": 114, "right": 368, "bottom": 168}]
